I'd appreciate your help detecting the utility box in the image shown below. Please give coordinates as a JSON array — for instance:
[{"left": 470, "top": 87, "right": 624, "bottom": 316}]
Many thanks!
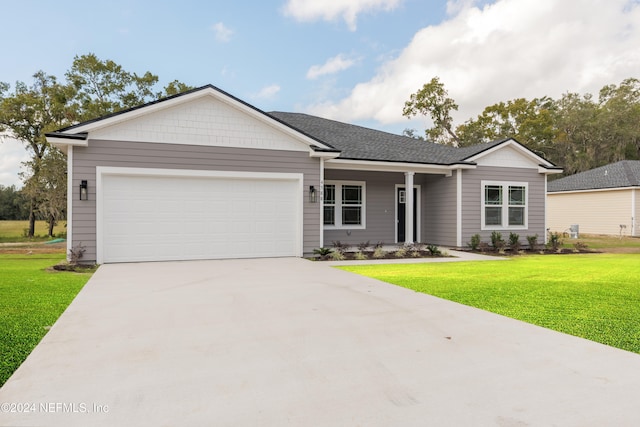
[{"left": 570, "top": 224, "right": 579, "bottom": 239}]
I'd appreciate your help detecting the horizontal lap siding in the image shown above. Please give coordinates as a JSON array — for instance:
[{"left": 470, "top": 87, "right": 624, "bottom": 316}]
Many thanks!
[
  {"left": 421, "top": 174, "right": 458, "bottom": 246},
  {"left": 461, "top": 166, "right": 545, "bottom": 246},
  {"left": 547, "top": 189, "right": 633, "bottom": 236},
  {"left": 323, "top": 170, "right": 405, "bottom": 246},
  {"left": 73, "top": 140, "right": 320, "bottom": 262}
]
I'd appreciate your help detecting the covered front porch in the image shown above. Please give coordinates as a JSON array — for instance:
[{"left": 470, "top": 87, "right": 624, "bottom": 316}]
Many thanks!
[{"left": 320, "top": 161, "right": 472, "bottom": 248}]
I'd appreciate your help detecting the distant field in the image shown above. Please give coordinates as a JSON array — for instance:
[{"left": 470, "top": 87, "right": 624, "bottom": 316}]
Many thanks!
[{"left": 0, "top": 220, "right": 66, "bottom": 242}]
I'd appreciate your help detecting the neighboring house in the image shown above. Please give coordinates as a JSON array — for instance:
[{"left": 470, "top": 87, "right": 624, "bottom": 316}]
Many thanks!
[
  {"left": 46, "top": 85, "right": 562, "bottom": 264},
  {"left": 547, "top": 161, "right": 640, "bottom": 237}
]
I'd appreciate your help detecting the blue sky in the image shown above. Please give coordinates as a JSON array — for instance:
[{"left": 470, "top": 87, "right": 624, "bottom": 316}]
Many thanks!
[{"left": 2, "top": 0, "right": 640, "bottom": 187}]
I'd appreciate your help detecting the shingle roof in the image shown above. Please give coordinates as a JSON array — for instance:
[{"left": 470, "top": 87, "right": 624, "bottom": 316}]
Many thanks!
[
  {"left": 547, "top": 160, "right": 640, "bottom": 192},
  {"left": 268, "top": 112, "right": 496, "bottom": 165}
]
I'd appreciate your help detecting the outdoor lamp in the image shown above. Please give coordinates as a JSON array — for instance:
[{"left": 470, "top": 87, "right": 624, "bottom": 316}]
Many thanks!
[
  {"left": 80, "top": 180, "right": 88, "bottom": 200},
  {"left": 309, "top": 185, "right": 317, "bottom": 203}
]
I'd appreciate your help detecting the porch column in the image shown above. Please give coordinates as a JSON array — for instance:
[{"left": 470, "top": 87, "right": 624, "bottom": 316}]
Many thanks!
[{"left": 404, "top": 171, "right": 414, "bottom": 244}]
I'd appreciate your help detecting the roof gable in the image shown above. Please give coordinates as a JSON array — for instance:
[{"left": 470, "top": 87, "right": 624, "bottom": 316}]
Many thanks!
[
  {"left": 548, "top": 160, "right": 640, "bottom": 192},
  {"left": 462, "top": 138, "right": 556, "bottom": 169},
  {"left": 47, "top": 85, "right": 333, "bottom": 153}
]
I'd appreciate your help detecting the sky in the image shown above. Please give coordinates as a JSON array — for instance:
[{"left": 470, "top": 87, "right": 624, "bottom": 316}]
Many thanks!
[{"left": 1, "top": 0, "right": 640, "bottom": 187}]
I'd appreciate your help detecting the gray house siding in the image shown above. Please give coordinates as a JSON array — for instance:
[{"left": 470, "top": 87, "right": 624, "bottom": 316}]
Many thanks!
[
  {"left": 420, "top": 174, "right": 458, "bottom": 246},
  {"left": 461, "top": 166, "right": 546, "bottom": 247},
  {"left": 323, "top": 170, "right": 406, "bottom": 246},
  {"left": 72, "top": 140, "right": 320, "bottom": 263}
]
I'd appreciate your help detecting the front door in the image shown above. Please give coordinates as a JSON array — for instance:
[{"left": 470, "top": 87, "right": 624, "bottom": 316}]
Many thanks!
[{"left": 397, "top": 187, "right": 418, "bottom": 242}]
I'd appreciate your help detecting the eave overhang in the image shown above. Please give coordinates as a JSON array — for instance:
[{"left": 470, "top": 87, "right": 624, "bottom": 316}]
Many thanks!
[{"left": 325, "top": 158, "right": 476, "bottom": 175}]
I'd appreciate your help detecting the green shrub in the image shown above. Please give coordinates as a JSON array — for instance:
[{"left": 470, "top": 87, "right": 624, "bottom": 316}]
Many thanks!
[
  {"left": 526, "top": 234, "right": 538, "bottom": 251},
  {"left": 509, "top": 232, "right": 521, "bottom": 252},
  {"left": 468, "top": 234, "right": 481, "bottom": 251},
  {"left": 313, "top": 247, "right": 333, "bottom": 260},
  {"left": 546, "top": 232, "right": 563, "bottom": 252},
  {"left": 490, "top": 231, "right": 505, "bottom": 252},
  {"left": 426, "top": 244, "right": 441, "bottom": 256}
]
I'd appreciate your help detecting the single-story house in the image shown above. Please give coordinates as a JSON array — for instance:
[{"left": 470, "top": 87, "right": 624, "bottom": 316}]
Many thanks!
[
  {"left": 46, "top": 85, "right": 562, "bottom": 264},
  {"left": 547, "top": 160, "right": 639, "bottom": 237}
]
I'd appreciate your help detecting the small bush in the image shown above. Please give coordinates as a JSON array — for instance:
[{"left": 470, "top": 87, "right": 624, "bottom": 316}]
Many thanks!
[
  {"left": 330, "top": 250, "right": 345, "bottom": 261},
  {"left": 69, "top": 242, "right": 86, "bottom": 265},
  {"left": 357, "top": 241, "right": 370, "bottom": 252},
  {"left": 426, "top": 244, "right": 441, "bottom": 256},
  {"left": 526, "top": 234, "right": 538, "bottom": 251},
  {"left": 313, "top": 247, "right": 333, "bottom": 260},
  {"left": 354, "top": 251, "right": 367, "bottom": 260},
  {"left": 491, "top": 231, "right": 506, "bottom": 252},
  {"left": 509, "top": 232, "right": 521, "bottom": 252},
  {"left": 372, "top": 247, "right": 386, "bottom": 258},
  {"left": 331, "top": 241, "right": 351, "bottom": 254},
  {"left": 479, "top": 242, "right": 490, "bottom": 252},
  {"left": 468, "top": 234, "right": 481, "bottom": 251},
  {"left": 546, "top": 232, "right": 563, "bottom": 252},
  {"left": 394, "top": 244, "right": 408, "bottom": 258}
]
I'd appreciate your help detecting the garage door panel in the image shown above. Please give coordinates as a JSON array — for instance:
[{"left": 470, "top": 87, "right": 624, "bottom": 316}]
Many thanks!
[{"left": 100, "top": 172, "right": 300, "bottom": 263}]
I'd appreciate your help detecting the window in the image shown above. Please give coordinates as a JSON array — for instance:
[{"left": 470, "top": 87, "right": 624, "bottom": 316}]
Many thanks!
[
  {"left": 323, "top": 181, "right": 365, "bottom": 228},
  {"left": 481, "top": 181, "right": 527, "bottom": 229}
]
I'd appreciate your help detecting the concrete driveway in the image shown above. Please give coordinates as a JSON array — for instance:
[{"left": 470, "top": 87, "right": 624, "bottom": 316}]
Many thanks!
[{"left": 1, "top": 258, "right": 640, "bottom": 426}]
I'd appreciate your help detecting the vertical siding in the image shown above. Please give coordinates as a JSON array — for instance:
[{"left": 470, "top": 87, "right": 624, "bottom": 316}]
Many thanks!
[
  {"left": 421, "top": 174, "right": 458, "bottom": 246},
  {"left": 323, "top": 170, "right": 404, "bottom": 246},
  {"left": 73, "top": 140, "right": 320, "bottom": 263},
  {"left": 547, "top": 189, "right": 633, "bottom": 236},
  {"left": 461, "top": 167, "right": 546, "bottom": 247}
]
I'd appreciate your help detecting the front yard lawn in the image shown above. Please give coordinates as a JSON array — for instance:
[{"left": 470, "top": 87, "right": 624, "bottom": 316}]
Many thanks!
[
  {"left": 0, "top": 254, "right": 93, "bottom": 387},
  {"left": 339, "top": 254, "right": 640, "bottom": 354}
]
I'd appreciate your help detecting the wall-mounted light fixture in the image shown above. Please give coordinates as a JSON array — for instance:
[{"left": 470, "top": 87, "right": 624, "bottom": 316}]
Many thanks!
[
  {"left": 309, "top": 185, "right": 317, "bottom": 203},
  {"left": 80, "top": 180, "right": 88, "bottom": 200}
]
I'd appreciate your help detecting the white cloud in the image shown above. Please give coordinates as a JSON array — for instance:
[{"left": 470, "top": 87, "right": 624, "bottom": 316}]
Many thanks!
[
  {"left": 307, "top": 54, "right": 357, "bottom": 79},
  {"left": 211, "top": 22, "right": 233, "bottom": 42},
  {"left": 254, "top": 84, "right": 281, "bottom": 100},
  {"left": 283, "top": 0, "right": 402, "bottom": 31},
  {"left": 0, "top": 136, "right": 30, "bottom": 188},
  {"left": 306, "top": 0, "right": 640, "bottom": 128}
]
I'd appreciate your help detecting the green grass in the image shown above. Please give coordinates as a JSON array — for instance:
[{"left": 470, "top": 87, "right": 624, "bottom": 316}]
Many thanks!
[
  {"left": 0, "top": 254, "right": 92, "bottom": 387},
  {"left": 339, "top": 254, "right": 640, "bottom": 353},
  {"left": 0, "top": 220, "right": 67, "bottom": 243}
]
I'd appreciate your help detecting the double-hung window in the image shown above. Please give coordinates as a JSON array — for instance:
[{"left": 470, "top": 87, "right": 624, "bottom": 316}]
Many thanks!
[
  {"left": 323, "top": 181, "right": 365, "bottom": 228},
  {"left": 481, "top": 181, "right": 528, "bottom": 229}
]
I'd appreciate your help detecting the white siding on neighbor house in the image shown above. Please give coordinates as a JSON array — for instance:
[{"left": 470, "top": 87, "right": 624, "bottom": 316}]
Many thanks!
[
  {"left": 90, "top": 96, "right": 308, "bottom": 152},
  {"left": 72, "top": 141, "right": 320, "bottom": 263},
  {"left": 547, "top": 188, "right": 636, "bottom": 236}
]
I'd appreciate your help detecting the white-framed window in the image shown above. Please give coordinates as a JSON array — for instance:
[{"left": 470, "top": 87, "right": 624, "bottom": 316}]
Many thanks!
[
  {"left": 481, "top": 181, "right": 528, "bottom": 230},
  {"left": 323, "top": 181, "right": 366, "bottom": 229}
]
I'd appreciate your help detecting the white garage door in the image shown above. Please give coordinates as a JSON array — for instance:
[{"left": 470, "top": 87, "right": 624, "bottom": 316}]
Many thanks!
[{"left": 98, "top": 169, "right": 302, "bottom": 263}]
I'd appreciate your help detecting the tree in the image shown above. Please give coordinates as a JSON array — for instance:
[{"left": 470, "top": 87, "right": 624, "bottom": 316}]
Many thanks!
[
  {"left": 403, "top": 77, "right": 461, "bottom": 146},
  {"left": 66, "top": 54, "right": 195, "bottom": 121},
  {"left": 0, "top": 72, "right": 73, "bottom": 236},
  {"left": 456, "top": 97, "right": 558, "bottom": 155},
  {"left": 66, "top": 53, "right": 160, "bottom": 121},
  {"left": 0, "top": 185, "right": 28, "bottom": 220},
  {"left": 20, "top": 149, "right": 67, "bottom": 236},
  {"left": 2, "top": 54, "right": 194, "bottom": 238}
]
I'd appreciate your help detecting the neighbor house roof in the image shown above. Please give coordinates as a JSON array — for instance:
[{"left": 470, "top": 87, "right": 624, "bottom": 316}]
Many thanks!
[
  {"left": 548, "top": 160, "right": 640, "bottom": 192},
  {"left": 268, "top": 112, "right": 507, "bottom": 166}
]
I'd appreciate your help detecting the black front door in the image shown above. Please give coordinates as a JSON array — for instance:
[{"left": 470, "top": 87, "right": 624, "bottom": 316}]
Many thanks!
[{"left": 397, "top": 187, "right": 418, "bottom": 242}]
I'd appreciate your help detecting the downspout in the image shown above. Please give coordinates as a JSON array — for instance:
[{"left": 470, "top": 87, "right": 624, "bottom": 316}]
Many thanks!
[
  {"left": 319, "top": 158, "right": 324, "bottom": 248},
  {"left": 632, "top": 187, "right": 637, "bottom": 237},
  {"left": 66, "top": 146, "right": 73, "bottom": 261},
  {"left": 456, "top": 168, "right": 462, "bottom": 247},
  {"left": 544, "top": 174, "right": 548, "bottom": 244}
]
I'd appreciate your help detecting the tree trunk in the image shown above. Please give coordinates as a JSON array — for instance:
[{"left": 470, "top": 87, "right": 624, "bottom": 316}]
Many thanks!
[
  {"left": 48, "top": 214, "right": 56, "bottom": 237},
  {"left": 28, "top": 205, "right": 36, "bottom": 238}
]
